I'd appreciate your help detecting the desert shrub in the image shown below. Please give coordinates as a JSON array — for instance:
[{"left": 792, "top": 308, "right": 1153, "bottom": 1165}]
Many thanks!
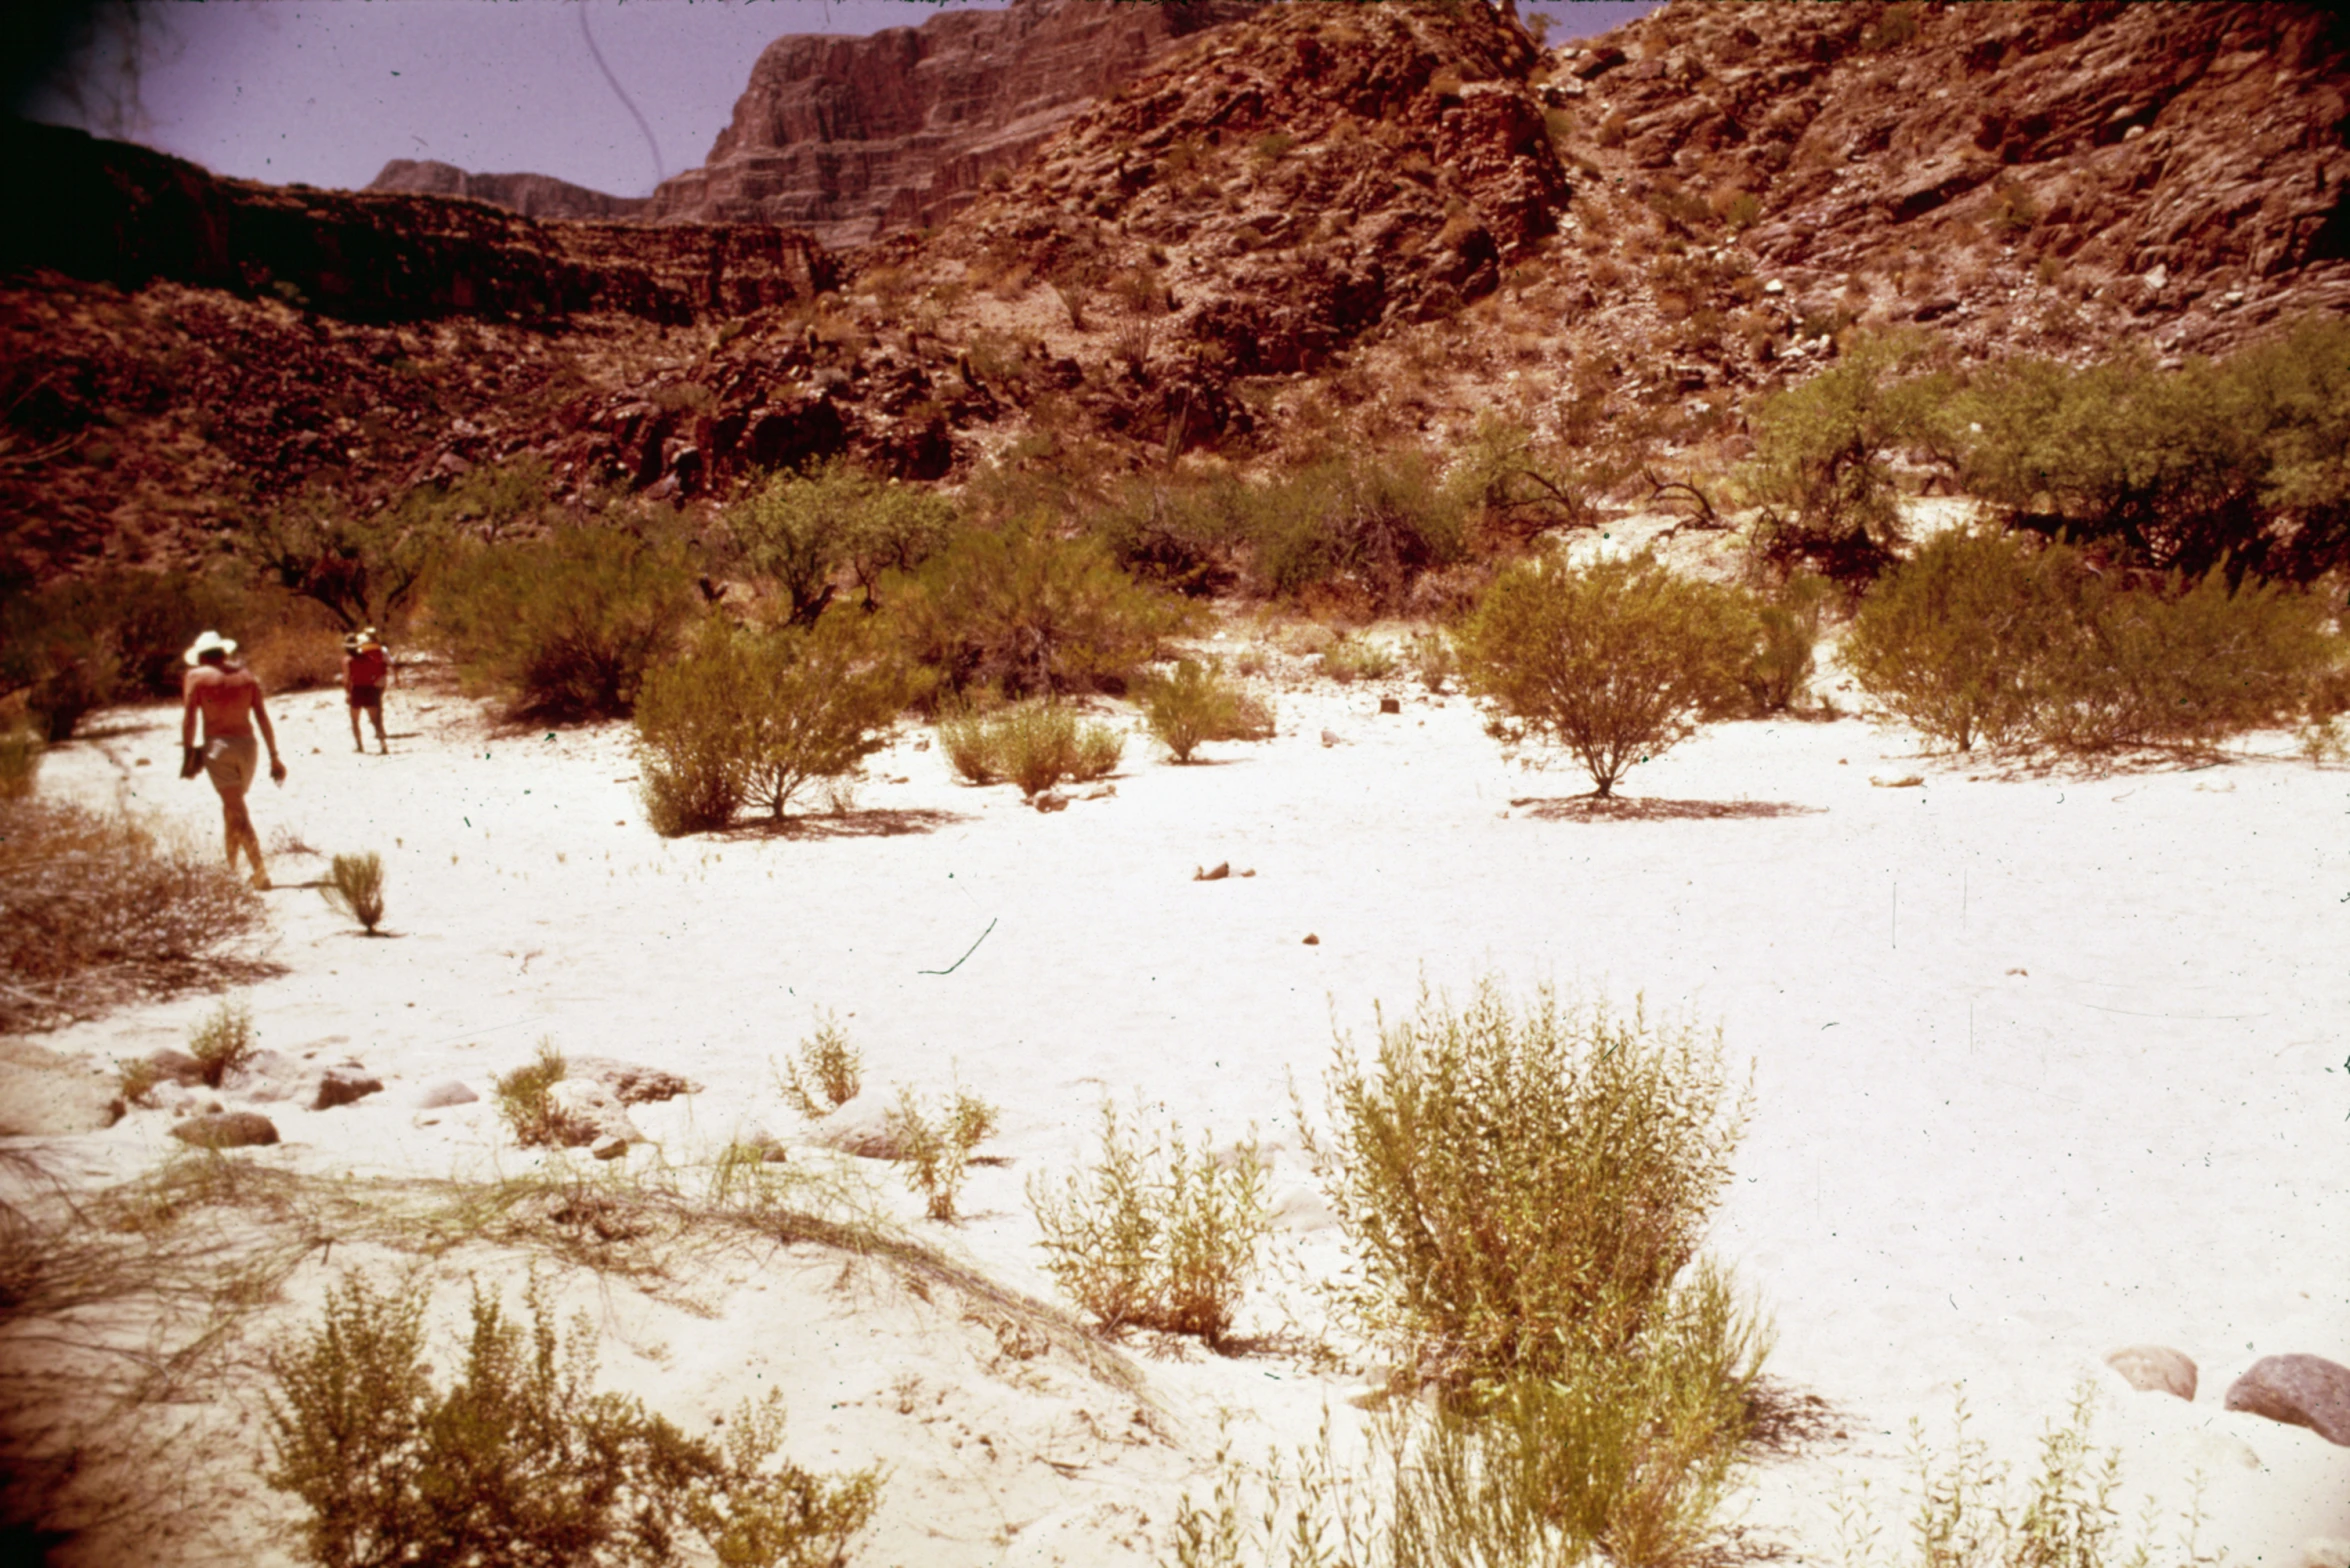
[
  {"left": 1318, "top": 635, "right": 1399, "bottom": 684},
  {"left": 886, "top": 525, "right": 1185, "bottom": 698},
  {"left": 495, "top": 1040, "right": 568, "bottom": 1148},
  {"left": 722, "top": 460, "right": 956, "bottom": 625},
  {"left": 1303, "top": 982, "right": 1752, "bottom": 1388},
  {"left": 633, "top": 619, "right": 913, "bottom": 834},
  {"left": 1839, "top": 529, "right": 2040, "bottom": 753},
  {"left": 1455, "top": 553, "right": 1755, "bottom": 798},
  {"left": 1029, "top": 1101, "right": 1271, "bottom": 1345},
  {"left": 934, "top": 700, "right": 1123, "bottom": 796},
  {"left": 188, "top": 999, "right": 256, "bottom": 1088},
  {"left": 265, "top": 1273, "right": 880, "bottom": 1568},
  {"left": 0, "top": 581, "right": 118, "bottom": 741},
  {"left": 1089, "top": 453, "right": 1473, "bottom": 609},
  {"left": 321, "top": 852, "right": 387, "bottom": 934},
  {"left": 1404, "top": 631, "right": 1455, "bottom": 693},
  {"left": 1740, "top": 574, "right": 1832, "bottom": 713},
  {"left": 244, "top": 616, "right": 351, "bottom": 694},
  {"left": 1169, "top": 1268, "right": 1769, "bottom": 1568},
  {"left": 0, "top": 720, "right": 40, "bottom": 799},
  {"left": 1846, "top": 529, "right": 2339, "bottom": 754},
  {"left": 885, "top": 1085, "right": 998, "bottom": 1221},
  {"left": 429, "top": 523, "right": 697, "bottom": 721},
  {"left": 0, "top": 799, "right": 266, "bottom": 1033},
  {"left": 1137, "top": 659, "right": 1273, "bottom": 762},
  {"left": 242, "top": 463, "right": 525, "bottom": 632},
  {"left": 1742, "top": 331, "right": 1952, "bottom": 580},
  {"left": 1838, "top": 1388, "right": 2169, "bottom": 1568},
  {"left": 776, "top": 1012, "right": 863, "bottom": 1119},
  {"left": 1951, "top": 318, "right": 2350, "bottom": 582}
]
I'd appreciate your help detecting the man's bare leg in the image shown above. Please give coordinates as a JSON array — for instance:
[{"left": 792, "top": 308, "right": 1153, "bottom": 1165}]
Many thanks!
[
  {"left": 223, "top": 791, "right": 269, "bottom": 889},
  {"left": 350, "top": 707, "right": 365, "bottom": 753},
  {"left": 371, "top": 706, "right": 387, "bottom": 753}
]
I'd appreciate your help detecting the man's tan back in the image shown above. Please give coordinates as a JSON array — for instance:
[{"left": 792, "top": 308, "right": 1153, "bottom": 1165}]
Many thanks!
[{"left": 185, "top": 664, "right": 263, "bottom": 740}]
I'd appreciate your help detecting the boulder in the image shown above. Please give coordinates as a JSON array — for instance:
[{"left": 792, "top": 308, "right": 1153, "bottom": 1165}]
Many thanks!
[
  {"left": 413, "top": 1079, "right": 480, "bottom": 1109},
  {"left": 171, "top": 1111, "right": 280, "bottom": 1149},
  {"left": 2105, "top": 1344, "right": 2198, "bottom": 1401},
  {"left": 312, "top": 1066, "right": 384, "bottom": 1111},
  {"left": 544, "top": 1078, "right": 642, "bottom": 1151},
  {"left": 143, "top": 1049, "right": 209, "bottom": 1088},
  {"left": 2224, "top": 1354, "right": 2350, "bottom": 1446},
  {"left": 568, "top": 1057, "right": 702, "bottom": 1105}
]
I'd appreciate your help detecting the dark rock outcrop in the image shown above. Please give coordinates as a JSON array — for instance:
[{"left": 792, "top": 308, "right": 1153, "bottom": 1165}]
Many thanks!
[{"left": 2, "top": 119, "right": 834, "bottom": 327}]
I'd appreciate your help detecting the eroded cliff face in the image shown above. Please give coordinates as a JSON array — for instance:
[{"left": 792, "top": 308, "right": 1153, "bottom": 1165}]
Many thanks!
[
  {"left": 3, "top": 121, "right": 834, "bottom": 328},
  {"left": 363, "top": 0, "right": 1254, "bottom": 248},
  {"left": 10, "top": 1, "right": 2350, "bottom": 582}
]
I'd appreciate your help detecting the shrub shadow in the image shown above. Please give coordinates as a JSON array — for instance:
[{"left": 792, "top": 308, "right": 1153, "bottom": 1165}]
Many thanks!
[
  {"left": 729, "top": 807, "right": 968, "bottom": 841},
  {"left": 1510, "top": 796, "right": 1824, "bottom": 822}
]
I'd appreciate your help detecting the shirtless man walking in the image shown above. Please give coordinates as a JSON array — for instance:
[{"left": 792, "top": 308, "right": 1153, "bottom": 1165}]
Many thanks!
[{"left": 180, "top": 630, "right": 287, "bottom": 889}]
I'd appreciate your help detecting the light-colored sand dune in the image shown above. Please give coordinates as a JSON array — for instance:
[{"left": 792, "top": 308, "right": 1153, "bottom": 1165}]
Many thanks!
[{"left": 17, "top": 662, "right": 2350, "bottom": 1565}]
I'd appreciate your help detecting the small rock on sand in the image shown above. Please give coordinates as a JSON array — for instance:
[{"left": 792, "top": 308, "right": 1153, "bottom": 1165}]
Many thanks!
[
  {"left": 313, "top": 1066, "right": 384, "bottom": 1111},
  {"left": 1196, "top": 861, "right": 1230, "bottom": 882},
  {"left": 171, "top": 1111, "right": 280, "bottom": 1149},
  {"left": 2224, "top": 1353, "right": 2350, "bottom": 1446},
  {"left": 1378, "top": 697, "right": 1401, "bottom": 714},
  {"left": 414, "top": 1079, "right": 479, "bottom": 1109},
  {"left": 1302, "top": 933, "right": 1320, "bottom": 945},
  {"left": 568, "top": 1057, "right": 702, "bottom": 1104},
  {"left": 811, "top": 1097, "right": 904, "bottom": 1160},
  {"left": 142, "top": 1049, "right": 209, "bottom": 1089},
  {"left": 545, "top": 1079, "right": 642, "bottom": 1151},
  {"left": 2106, "top": 1344, "right": 2198, "bottom": 1401}
]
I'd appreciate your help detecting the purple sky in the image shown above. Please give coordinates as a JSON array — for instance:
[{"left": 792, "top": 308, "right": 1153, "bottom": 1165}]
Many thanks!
[{"left": 27, "top": 1, "right": 1657, "bottom": 199}]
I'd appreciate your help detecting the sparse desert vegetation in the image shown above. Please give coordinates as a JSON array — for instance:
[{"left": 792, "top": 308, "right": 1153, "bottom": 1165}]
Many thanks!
[{"left": 8, "top": 0, "right": 2350, "bottom": 1561}]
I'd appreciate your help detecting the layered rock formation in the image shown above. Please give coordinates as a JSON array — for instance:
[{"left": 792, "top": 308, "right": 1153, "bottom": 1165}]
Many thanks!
[
  {"left": 365, "top": 0, "right": 1253, "bottom": 248},
  {"left": 367, "top": 159, "right": 649, "bottom": 222}
]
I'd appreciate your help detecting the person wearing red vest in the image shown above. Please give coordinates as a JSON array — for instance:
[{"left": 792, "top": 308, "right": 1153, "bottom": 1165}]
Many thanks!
[{"left": 342, "top": 628, "right": 393, "bottom": 754}]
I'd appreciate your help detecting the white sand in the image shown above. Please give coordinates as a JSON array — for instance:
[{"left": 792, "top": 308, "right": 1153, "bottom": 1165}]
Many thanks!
[{"left": 19, "top": 662, "right": 2350, "bottom": 1565}]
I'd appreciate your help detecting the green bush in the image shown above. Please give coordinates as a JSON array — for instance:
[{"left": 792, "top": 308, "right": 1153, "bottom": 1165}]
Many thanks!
[
  {"left": 430, "top": 523, "right": 697, "bottom": 721},
  {"left": 1028, "top": 1102, "right": 1271, "bottom": 1345},
  {"left": 722, "top": 460, "right": 956, "bottom": 625},
  {"left": 1741, "top": 332, "right": 1951, "bottom": 580},
  {"left": 1455, "top": 553, "right": 1754, "bottom": 798},
  {"left": 495, "top": 1040, "right": 568, "bottom": 1149},
  {"left": 264, "top": 1273, "right": 880, "bottom": 1568},
  {"left": 1740, "top": 574, "right": 1832, "bottom": 714},
  {"left": 1303, "top": 982, "right": 1752, "bottom": 1388},
  {"left": 884, "top": 1085, "right": 998, "bottom": 1221},
  {"left": 776, "top": 1012, "right": 863, "bottom": 1119},
  {"left": 1950, "top": 319, "right": 2350, "bottom": 582},
  {"left": 189, "top": 999, "right": 257, "bottom": 1088},
  {"left": 633, "top": 620, "right": 913, "bottom": 834},
  {"left": 1404, "top": 631, "right": 1456, "bottom": 693},
  {"left": 935, "top": 700, "right": 1123, "bottom": 796},
  {"left": 886, "top": 525, "right": 1185, "bottom": 698},
  {"left": 321, "top": 852, "right": 387, "bottom": 934},
  {"left": 1845, "top": 528, "right": 2339, "bottom": 754},
  {"left": 1137, "top": 659, "right": 1273, "bottom": 762}
]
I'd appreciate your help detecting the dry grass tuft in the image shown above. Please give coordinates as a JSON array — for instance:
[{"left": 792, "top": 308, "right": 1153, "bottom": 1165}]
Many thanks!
[
  {"left": 776, "top": 1012, "right": 863, "bottom": 1119},
  {"left": 0, "top": 800, "right": 271, "bottom": 1033},
  {"left": 319, "top": 851, "right": 387, "bottom": 934}
]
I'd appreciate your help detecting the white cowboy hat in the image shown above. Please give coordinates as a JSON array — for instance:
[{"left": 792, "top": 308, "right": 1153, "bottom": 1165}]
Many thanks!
[{"left": 183, "top": 630, "right": 238, "bottom": 665}]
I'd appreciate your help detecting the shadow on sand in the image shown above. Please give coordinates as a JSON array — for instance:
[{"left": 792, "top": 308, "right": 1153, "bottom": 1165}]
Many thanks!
[
  {"left": 729, "top": 807, "right": 968, "bottom": 841},
  {"left": 1509, "top": 795, "right": 1824, "bottom": 822}
]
